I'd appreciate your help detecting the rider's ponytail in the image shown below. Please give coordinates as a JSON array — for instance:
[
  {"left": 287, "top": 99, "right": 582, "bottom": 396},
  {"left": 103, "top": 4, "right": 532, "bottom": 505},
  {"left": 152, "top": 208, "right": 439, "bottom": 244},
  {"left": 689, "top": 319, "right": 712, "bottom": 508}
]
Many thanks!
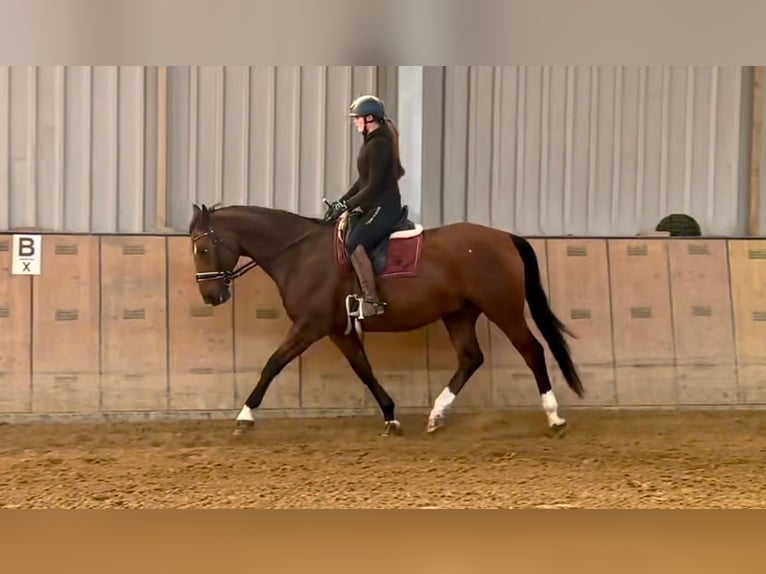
[{"left": 383, "top": 117, "right": 405, "bottom": 179}]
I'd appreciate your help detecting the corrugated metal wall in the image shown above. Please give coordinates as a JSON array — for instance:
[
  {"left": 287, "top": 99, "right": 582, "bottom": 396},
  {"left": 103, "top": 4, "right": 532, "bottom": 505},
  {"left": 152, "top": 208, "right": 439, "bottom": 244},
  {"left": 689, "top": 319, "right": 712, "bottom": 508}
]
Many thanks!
[
  {"left": 0, "top": 66, "right": 158, "bottom": 233},
  {"left": 0, "top": 65, "right": 759, "bottom": 236},
  {"left": 166, "top": 65, "right": 377, "bottom": 230},
  {"left": 421, "top": 66, "right": 751, "bottom": 236}
]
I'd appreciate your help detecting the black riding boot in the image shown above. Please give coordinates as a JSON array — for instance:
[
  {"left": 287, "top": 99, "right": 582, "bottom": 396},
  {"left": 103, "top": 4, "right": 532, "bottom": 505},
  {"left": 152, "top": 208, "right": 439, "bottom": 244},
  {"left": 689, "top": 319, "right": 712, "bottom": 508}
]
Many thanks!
[{"left": 349, "top": 245, "right": 386, "bottom": 317}]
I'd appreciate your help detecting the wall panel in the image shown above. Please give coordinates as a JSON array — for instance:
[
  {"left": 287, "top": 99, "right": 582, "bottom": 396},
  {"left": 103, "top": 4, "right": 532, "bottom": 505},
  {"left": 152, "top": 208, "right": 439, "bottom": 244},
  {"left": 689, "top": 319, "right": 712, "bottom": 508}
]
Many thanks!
[
  {"left": 728, "top": 240, "right": 766, "bottom": 403},
  {"left": 31, "top": 235, "right": 100, "bottom": 413},
  {"left": 0, "top": 235, "right": 31, "bottom": 412},
  {"left": 100, "top": 236, "right": 168, "bottom": 411},
  {"left": 166, "top": 236, "right": 235, "bottom": 410},
  {"left": 608, "top": 239, "right": 676, "bottom": 406},
  {"left": 546, "top": 238, "right": 616, "bottom": 406},
  {"left": 668, "top": 239, "right": 738, "bottom": 404}
]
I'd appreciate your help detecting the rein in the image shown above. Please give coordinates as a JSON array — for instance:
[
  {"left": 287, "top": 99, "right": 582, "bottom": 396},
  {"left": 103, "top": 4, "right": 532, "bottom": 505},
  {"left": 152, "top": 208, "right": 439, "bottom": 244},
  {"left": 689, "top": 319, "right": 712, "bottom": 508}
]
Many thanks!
[{"left": 191, "top": 222, "right": 320, "bottom": 284}]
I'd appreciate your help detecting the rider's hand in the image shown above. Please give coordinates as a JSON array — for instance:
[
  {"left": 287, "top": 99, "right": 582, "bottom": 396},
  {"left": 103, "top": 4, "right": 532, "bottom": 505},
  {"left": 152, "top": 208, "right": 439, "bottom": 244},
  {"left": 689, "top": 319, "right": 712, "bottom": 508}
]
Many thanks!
[{"left": 323, "top": 199, "right": 347, "bottom": 222}]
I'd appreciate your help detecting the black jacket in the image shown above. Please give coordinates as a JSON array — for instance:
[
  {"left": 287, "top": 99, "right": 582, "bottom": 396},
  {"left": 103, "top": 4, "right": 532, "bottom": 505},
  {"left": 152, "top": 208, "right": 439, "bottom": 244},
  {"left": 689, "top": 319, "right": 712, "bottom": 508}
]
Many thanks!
[{"left": 341, "top": 126, "right": 403, "bottom": 211}]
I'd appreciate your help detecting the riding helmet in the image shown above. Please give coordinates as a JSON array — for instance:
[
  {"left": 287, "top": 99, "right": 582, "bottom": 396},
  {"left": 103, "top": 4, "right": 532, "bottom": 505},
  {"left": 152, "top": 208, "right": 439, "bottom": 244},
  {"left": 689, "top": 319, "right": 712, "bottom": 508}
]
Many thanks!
[{"left": 348, "top": 95, "right": 386, "bottom": 120}]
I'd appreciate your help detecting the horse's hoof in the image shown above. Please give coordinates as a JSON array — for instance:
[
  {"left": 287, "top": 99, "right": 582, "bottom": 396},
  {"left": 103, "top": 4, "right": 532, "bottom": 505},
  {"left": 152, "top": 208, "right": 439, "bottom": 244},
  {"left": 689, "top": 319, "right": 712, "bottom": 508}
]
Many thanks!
[
  {"left": 382, "top": 420, "right": 403, "bottom": 437},
  {"left": 426, "top": 416, "right": 446, "bottom": 434},
  {"left": 546, "top": 421, "right": 568, "bottom": 438},
  {"left": 233, "top": 420, "right": 255, "bottom": 436}
]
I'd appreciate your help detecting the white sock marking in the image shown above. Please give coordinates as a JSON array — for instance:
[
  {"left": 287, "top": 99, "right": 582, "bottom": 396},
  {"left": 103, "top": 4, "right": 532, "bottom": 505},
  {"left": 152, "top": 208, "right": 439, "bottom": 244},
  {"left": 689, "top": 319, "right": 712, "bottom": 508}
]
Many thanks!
[
  {"left": 236, "top": 405, "right": 254, "bottom": 422},
  {"left": 429, "top": 387, "right": 456, "bottom": 420},
  {"left": 541, "top": 390, "right": 566, "bottom": 427}
]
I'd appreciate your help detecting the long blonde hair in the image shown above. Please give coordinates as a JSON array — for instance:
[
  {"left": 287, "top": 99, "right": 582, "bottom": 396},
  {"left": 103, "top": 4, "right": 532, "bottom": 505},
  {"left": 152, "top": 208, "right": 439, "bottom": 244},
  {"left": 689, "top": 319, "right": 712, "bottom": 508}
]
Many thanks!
[{"left": 382, "top": 117, "right": 405, "bottom": 180}]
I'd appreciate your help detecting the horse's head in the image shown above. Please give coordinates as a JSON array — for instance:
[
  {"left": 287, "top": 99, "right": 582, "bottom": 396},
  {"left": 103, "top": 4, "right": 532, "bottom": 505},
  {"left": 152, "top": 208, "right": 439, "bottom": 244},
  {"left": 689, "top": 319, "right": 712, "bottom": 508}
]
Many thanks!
[{"left": 189, "top": 203, "right": 241, "bottom": 306}]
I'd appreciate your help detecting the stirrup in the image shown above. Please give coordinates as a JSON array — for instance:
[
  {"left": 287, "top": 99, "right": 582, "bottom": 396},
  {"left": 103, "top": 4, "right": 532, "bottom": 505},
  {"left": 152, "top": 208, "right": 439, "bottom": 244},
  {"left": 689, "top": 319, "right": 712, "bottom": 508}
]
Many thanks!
[
  {"left": 359, "top": 297, "right": 386, "bottom": 320},
  {"left": 345, "top": 294, "right": 385, "bottom": 320},
  {"left": 345, "top": 294, "right": 361, "bottom": 320}
]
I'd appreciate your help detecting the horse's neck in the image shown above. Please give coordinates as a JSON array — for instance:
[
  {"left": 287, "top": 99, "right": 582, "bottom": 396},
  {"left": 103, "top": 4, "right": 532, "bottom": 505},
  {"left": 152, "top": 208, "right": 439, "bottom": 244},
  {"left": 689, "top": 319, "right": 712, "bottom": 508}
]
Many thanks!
[{"left": 225, "top": 207, "right": 324, "bottom": 281}]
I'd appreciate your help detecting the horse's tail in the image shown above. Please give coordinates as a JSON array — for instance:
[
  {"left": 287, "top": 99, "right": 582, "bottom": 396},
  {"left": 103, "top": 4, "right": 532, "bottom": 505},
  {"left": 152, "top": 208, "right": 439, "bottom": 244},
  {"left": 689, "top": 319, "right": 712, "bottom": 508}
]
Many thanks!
[{"left": 510, "top": 234, "right": 585, "bottom": 399}]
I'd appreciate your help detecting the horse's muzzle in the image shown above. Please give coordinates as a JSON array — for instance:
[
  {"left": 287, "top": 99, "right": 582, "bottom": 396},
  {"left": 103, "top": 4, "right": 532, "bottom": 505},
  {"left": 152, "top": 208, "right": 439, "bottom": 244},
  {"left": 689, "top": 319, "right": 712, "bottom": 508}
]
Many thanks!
[{"left": 204, "top": 288, "right": 231, "bottom": 306}]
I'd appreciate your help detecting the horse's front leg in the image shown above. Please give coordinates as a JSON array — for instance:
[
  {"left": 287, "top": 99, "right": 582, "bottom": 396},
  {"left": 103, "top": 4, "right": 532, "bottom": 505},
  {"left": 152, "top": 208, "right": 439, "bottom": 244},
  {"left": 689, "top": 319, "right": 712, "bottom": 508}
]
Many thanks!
[{"left": 234, "top": 320, "right": 324, "bottom": 436}]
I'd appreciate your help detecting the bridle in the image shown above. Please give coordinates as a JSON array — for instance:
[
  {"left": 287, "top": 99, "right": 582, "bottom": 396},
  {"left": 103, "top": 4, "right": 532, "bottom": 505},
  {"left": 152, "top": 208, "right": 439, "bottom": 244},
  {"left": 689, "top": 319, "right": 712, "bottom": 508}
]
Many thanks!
[
  {"left": 190, "top": 221, "right": 321, "bottom": 284},
  {"left": 191, "top": 226, "right": 257, "bottom": 284}
]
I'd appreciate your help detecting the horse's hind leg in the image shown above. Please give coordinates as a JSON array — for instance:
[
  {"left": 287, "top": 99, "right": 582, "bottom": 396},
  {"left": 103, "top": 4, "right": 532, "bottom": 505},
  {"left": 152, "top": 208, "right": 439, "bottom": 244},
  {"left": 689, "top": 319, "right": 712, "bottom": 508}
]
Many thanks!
[
  {"left": 492, "top": 315, "right": 567, "bottom": 437},
  {"left": 426, "top": 304, "right": 484, "bottom": 433}
]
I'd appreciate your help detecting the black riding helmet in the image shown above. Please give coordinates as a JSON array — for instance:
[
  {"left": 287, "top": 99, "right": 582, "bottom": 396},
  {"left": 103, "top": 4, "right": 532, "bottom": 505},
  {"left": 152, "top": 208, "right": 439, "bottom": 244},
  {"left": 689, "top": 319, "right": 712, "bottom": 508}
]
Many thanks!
[
  {"left": 349, "top": 94, "right": 385, "bottom": 119},
  {"left": 349, "top": 95, "right": 386, "bottom": 131}
]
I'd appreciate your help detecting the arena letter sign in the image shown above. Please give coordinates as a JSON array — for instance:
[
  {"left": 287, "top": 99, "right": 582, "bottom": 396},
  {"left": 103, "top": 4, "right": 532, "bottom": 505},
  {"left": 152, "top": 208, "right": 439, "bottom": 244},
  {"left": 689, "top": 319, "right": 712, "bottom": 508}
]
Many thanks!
[{"left": 11, "top": 234, "right": 42, "bottom": 275}]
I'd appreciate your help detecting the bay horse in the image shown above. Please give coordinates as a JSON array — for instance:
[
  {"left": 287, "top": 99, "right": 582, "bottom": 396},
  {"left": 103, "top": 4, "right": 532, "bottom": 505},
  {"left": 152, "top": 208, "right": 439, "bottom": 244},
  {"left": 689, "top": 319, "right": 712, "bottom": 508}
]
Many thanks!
[{"left": 188, "top": 202, "right": 585, "bottom": 437}]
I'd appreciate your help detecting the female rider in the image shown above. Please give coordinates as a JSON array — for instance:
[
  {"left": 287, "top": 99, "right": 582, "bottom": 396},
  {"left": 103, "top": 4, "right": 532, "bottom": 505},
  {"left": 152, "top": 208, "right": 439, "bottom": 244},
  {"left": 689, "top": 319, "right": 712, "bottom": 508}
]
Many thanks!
[{"left": 325, "top": 94, "right": 405, "bottom": 319}]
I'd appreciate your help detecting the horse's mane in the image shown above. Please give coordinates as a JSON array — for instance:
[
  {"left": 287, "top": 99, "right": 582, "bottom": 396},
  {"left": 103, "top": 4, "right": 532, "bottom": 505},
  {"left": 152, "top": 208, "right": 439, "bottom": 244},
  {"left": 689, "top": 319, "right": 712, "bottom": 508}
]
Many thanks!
[{"left": 189, "top": 202, "right": 332, "bottom": 234}]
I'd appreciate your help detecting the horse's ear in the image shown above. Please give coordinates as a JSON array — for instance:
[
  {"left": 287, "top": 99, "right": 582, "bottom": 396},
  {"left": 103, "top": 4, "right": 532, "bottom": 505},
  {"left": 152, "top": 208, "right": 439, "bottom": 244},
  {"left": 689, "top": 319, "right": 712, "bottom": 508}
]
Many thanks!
[
  {"left": 198, "top": 204, "right": 210, "bottom": 226},
  {"left": 190, "top": 204, "right": 201, "bottom": 234}
]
